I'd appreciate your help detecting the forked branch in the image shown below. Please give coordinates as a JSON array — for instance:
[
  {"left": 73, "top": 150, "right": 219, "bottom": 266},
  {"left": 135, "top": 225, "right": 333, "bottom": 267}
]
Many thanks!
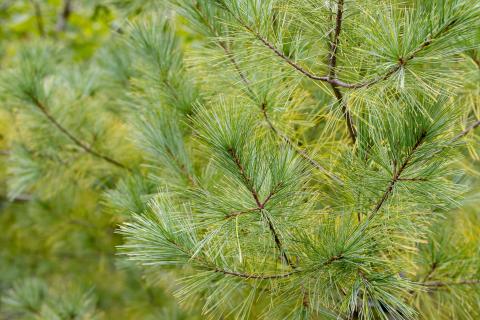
[
  {"left": 368, "top": 131, "right": 427, "bottom": 220},
  {"left": 365, "top": 117, "right": 480, "bottom": 220},
  {"left": 227, "top": 148, "right": 294, "bottom": 268},
  {"left": 231, "top": 9, "right": 460, "bottom": 90}
]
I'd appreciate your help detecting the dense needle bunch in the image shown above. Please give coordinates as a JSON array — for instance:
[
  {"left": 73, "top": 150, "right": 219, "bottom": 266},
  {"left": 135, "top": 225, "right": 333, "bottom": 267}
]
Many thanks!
[{"left": 1, "top": 0, "right": 480, "bottom": 319}]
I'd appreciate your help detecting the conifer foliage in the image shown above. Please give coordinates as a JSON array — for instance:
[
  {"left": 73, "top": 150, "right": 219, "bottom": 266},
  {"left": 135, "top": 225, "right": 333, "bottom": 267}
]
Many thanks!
[{"left": 2, "top": 0, "right": 480, "bottom": 319}]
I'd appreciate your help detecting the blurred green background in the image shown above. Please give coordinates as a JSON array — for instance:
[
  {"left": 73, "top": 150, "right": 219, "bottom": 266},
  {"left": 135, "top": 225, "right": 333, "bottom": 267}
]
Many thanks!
[{"left": 0, "top": 1, "right": 190, "bottom": 319}]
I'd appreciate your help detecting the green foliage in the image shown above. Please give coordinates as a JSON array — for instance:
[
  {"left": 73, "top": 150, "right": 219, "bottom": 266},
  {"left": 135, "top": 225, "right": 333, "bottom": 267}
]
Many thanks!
[
  {"left": 2, "top": 278, "right": 98, "bottom": 320},
  {"left": 1, "top": 0, "right": 480, "bottom": 319}
]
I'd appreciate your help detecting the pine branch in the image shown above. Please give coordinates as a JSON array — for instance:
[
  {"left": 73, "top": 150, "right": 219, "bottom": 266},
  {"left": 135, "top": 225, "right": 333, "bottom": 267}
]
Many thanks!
[
  {"left": 363, "top": 116, "right": 479, "bottom": 222},
  {"left": 184, "top": 4, "right": 346, "bottom": 185},
  {"left": 228, "top": 7, "right": 461, "bottom": 91},
  {"left": 29, "top": 96, "right": 131, "bottom": 171},
  {"left": 190, "top": 5, "right": 342, "bottom": 183}
]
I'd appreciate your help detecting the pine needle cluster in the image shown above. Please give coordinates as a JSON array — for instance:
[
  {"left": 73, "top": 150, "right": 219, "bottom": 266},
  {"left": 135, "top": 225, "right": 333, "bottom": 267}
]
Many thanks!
[{"left": 1, "top": 0, "right": 480, "bottom": 319}]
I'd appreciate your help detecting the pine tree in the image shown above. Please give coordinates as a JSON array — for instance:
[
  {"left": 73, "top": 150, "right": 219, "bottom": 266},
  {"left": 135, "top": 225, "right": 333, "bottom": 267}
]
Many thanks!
[{"left": 2, "top": 0, "right": 480, "bottom": 319}]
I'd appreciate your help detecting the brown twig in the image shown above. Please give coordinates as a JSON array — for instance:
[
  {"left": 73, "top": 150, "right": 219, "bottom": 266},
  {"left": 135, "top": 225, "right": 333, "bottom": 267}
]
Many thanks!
[
  {"left": 29, "top": 96, "right": 130, "bottom": 171},
  {"left": 397, "top": 177, "right": 429, "bottom": 182},
  {"left": 225, "top": 207, "right": 260, "bottom": 219},
  {"left": 423, "top": 279, "right": 480, "bottom": 288},
  {"left": 214, "top": 268, "right": 297, "bottom": 280},
  {"left": 327, "top": 0, "right": 356, "bottom": 143},
  {"left": 451, "top": 119, "right": 480, "bottom": 142},
  {"left": 368, "top": 130, "right": 427, "bottom": 219},
  {"left": 214, "top": 252, "right": 344, "bottom": 280}
]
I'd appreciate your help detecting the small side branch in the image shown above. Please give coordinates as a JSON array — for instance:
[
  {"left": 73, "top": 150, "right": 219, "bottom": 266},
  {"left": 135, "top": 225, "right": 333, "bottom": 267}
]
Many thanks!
[
  {"left": 225, "top": 207, "right": 260, "bottom": 219},
  {"left": 30, "top": 96, "right": 130, "bottom": 171},
  {"left": 452, "top": 119, "right": 480, "bottom": 142},
  {"left": 364, "top": 119, "right": 479, "bottom": 221},
  {"left": 368, "top": 131, "right": 427, "bottom": 219},
  {"left": 423, "top": 279, "right": 480, "bottom": 288},
  {"left": 214, "top": 268, "right": 297, "bottom": 280}
]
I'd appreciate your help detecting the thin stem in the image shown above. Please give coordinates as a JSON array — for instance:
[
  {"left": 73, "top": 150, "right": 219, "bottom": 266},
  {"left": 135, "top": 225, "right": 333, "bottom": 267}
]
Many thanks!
[
  {"left": 423, "top": 279, "right": 480, "bottom": 288},
  {"left": 225, "top": 207, "right": 260, "bottom": 219},
  {"left": 214, "top": 252, "right": 344, "bottom": 280},
  {"left": 261, "top": 209, "right": 295, "bottom": 268},
  {"left": 30, "top": 96, "right": 130, "bottom": 171},
  {"left": 332, "top": 86, "right": 356, "bottom": 143},
  {"left": 224, "top": 184, "right": 282, "bottom": 219},
  {"left": 328, "top": 0, "right": 343, "bottom": 79},
  {"left": 451, "top": 119, "right": 480, "bottom": 142},
  {"left": 227, "top": 147, "right": 294, "bottom": 268},
  {"left": 368, "top": 130, "right": 427, "bottom": 220},
  {"left": 214, "top": 268, "right": 298, "bottom": 280},
  {"left": 397, "top": 177, "right": 428, "bottom": 182}
]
